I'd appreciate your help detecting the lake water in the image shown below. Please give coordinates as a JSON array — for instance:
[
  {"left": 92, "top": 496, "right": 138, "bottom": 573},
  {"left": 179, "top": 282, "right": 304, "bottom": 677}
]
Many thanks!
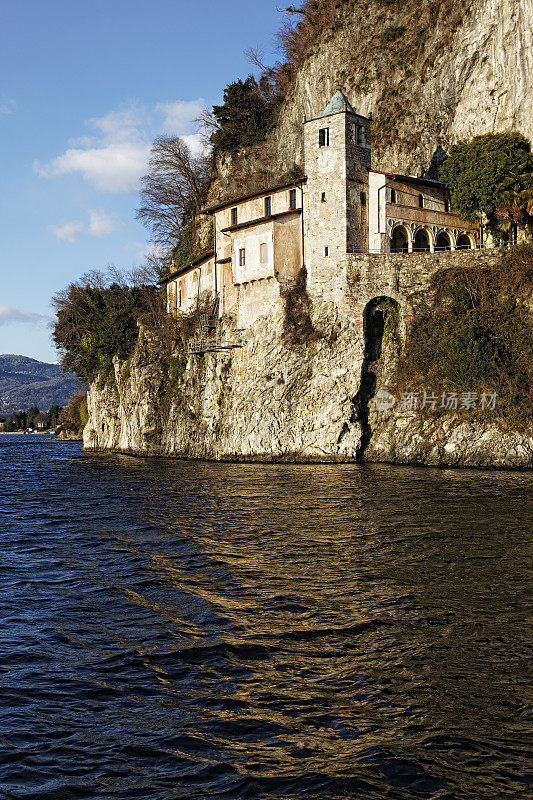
[{"left": 1, "top": 434, "right": 531, "bottom": 799}]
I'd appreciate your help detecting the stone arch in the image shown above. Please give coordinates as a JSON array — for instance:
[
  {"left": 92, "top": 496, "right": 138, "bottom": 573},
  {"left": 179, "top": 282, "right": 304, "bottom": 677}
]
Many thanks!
[
  {"left": 456, "top": 233, "right": 473, "bottom": 249},
  {"left": 435, "top": 230, "right": 453, "bottom": 251},
  {"left": 413, "top": 226, "right": 432, "bottom": 252},
  {"left": 390, "top": 223, "right": 410, "bottom": 253},
  {"left": 353, "top": 295, "right": 402, "bottom": 460}
]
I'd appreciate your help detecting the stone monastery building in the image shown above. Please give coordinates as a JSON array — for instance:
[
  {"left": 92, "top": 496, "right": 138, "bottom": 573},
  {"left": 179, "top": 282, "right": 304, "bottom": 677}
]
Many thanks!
[{"left": 163, "top": 91, "right": 478, "bottom": 329}]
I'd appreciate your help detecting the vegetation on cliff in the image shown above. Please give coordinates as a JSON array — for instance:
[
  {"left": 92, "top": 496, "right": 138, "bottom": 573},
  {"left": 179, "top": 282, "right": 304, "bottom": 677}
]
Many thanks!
[
  {"left": 441, "top": 133, "right": 533, "bottom": 242},
  {"left": 52, "top": 273, "right": 162, "bottom": 386},
  {"left": 396, "top": 245, "right": 533, "bottom": 428},
  {"left": 136, "top": 137, "right": 211, "bottom": 278}
]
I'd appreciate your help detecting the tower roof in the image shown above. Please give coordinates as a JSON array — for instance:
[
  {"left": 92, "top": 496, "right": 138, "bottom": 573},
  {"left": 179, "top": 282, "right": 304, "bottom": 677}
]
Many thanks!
[{"left": 319, "top": 89, "right": 355, "bottom": 117}]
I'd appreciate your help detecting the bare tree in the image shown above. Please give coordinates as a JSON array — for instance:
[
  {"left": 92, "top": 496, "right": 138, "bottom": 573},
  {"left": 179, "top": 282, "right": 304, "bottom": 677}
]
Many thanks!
[{"left": 136, "top": 136, "right": 211, "bottom": 251}]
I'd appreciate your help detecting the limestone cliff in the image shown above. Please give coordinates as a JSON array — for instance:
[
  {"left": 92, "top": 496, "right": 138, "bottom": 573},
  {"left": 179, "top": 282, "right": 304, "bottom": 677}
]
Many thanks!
[
  {"left": 84, "top": 250, "right": 533, "bottom": 469},
  {"left": 83, "top": 309, "right": 533, "bottom": 469},
  {"left": 210, "top": 0, "right": 532, "bottom": 201}
]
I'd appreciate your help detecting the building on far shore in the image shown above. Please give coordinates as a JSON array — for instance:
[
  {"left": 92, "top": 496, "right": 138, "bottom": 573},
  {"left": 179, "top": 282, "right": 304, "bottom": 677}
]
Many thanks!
[{"left": 161, "top": 90, "right": 479, "bottom": 328}]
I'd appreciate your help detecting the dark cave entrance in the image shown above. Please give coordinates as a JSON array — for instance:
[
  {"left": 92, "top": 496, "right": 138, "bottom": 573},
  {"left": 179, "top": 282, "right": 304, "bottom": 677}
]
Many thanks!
[{"left": 351, "top": 297, "right": 400, "bottom": 460}]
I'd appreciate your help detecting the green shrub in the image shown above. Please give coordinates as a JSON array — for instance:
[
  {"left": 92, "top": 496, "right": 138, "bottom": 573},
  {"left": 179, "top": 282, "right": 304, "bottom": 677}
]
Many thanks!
[
  {"left": 396, "top": 245, "right": 533, "bottom": 428},
  {"left": 53, "top": 278, "right": 161, "bottom": 385},
  {"left": 211, "top": 76, "right": 281, "bottom": 154},
  {"left": 283, "top": 269, "right": 317, "bottom": 345},
  {"left": 375, "top": 298, "right": 400, "bottom": 342},
  {"left": 382, "top": 25, "right": 406, "bottom": 42}
]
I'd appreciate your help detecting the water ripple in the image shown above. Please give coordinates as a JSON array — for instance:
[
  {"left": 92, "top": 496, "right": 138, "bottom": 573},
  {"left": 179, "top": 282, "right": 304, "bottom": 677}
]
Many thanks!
[{"left": 0, "top": 434, "right": 531, "bottom": 799}]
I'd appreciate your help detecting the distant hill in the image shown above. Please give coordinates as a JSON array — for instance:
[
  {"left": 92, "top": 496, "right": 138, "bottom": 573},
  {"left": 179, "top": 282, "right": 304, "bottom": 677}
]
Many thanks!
[{"left": 0, "top": 354, "right": 82, "bottom": 416}]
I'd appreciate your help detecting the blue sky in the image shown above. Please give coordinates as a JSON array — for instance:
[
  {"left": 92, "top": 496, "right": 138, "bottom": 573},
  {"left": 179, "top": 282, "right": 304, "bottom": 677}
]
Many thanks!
[{"left": 0, "top": 0, "right": 284, "bottom": 361}]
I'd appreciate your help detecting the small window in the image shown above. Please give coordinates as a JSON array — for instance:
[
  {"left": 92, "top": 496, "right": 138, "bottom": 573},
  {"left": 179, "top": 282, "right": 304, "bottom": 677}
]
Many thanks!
[
  {"left": 321, "top": 191, "right": 326, "bottom": 202},
  {"left": 390, "top": 188, "right": 397, "bottom": 204},
  {"left": 289, "top": 188, "right": 297, "bottom": 210},
  {"left": 324, "top": 246, "right": 329, "bottom": 257},
  {"left": 264, "top": 196, "right": 272, "bottom": 217},
  {"left": 318, "top": 127, "right": 330, "bottom": 147},
  {"left": 360, "top": 191, "right": 366, "bottom": 206},
  {"left": 357, "top": 125, "right": 365, "bottom": 146},
  {"left": 444, "top": 198, "right": 450, "bottom": 212},
  {"left": 239, "top": 248, "right": 245, "bottom": 267},
  {"left": 231, "top": 207, "right": 238, "bottom": 225},
  {"left": 260, "top": 243, "right": 268, "bottom": 264},
  {"left": 418, "top": 194, "right": 424, "bottom": 209}
]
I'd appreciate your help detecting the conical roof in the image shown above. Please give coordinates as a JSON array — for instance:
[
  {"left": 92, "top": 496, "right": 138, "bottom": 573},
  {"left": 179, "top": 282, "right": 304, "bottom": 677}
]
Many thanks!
[{"left": 319, "top": 89, "right": 355, "bottom": 117}]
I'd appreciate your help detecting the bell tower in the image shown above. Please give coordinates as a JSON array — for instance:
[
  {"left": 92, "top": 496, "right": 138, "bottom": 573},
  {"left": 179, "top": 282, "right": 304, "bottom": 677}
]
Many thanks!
[{"left": 303, "top": 90, "right": 371, "bottom": 298}]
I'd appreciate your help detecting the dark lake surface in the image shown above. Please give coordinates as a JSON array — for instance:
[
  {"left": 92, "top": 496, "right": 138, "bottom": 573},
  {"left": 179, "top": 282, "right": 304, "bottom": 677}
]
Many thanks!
[{"left": 0, "top": 434, "right": 531, "bottom": 799}]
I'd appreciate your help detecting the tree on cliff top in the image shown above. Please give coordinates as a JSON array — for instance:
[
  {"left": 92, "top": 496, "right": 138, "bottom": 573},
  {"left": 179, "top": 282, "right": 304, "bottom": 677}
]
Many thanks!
[
  {"left": 440, "top": 132, "right": 533, "bottom": 239},
  {"left": 136, "top": 136, "right": 210, "bottom": 276},
  {"left": 209, "top": 76, "right": 281, "bottom": 154},
  {"left": 52, "top": 271, "right": 161, "bottom": 386}
]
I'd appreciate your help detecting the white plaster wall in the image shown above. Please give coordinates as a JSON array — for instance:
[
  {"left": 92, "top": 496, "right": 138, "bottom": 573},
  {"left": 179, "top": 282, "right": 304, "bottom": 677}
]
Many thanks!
[
  {"left": 368, "top": 172, "right": 387, "bottom": 252},
  {"left": 233, "top": 228, "right": 274, "bottom": 283},
  {"left": 236, "top": 277, "right": 283, "bottom": 329}
]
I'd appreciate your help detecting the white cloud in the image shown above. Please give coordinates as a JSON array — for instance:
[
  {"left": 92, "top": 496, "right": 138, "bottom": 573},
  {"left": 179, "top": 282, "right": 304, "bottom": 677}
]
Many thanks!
[
  {"left": 88, "top": 210, "right": 120, "bottom": 236},
  {"left": 0, "top": 99, "right": 16, "bottom": 116},
  {"left": 36, "top": 98, "right": 207, "bottom": 194},
  {"left": 52, "top": 221, "right": 84, "bottom": 242},
  {"left": 181, "top": 132, "right": 206, "bottom": 158},
  {"left": 51, "top": 210, "right": 121, "bottom": 241},
  {"left": 0, "top": 305, "right": 50, "bottom": 326},
  {"left": 36, "top": 141, "right": 151, "bottom": 193},
  {"left": 156, "top": 99, "right": 205, "bottom": 135}
]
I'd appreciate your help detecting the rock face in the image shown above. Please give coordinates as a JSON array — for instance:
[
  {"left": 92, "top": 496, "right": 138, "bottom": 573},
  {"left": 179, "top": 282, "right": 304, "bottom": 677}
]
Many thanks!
[
  {"left": 84, "top": 2, "right": 533, "bottom": 469},
  {"left": 84, "top": 252, "right": 533, "bottom": 470},
  {"left": 215, "top": 0, "right": 532, "bottom": 196},
  {"left": 84, "top": 305, "right": 365, "bottom": 462}
]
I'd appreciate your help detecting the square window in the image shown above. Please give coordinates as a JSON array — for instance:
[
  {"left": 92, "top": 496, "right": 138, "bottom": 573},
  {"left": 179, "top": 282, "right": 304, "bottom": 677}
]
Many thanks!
[
  {"left": 239, "top": 248, "right": 245, "bottom": 267},
  {"left": 289, "top": 188, "right": 297, "bottom": 210},
  {"left": 231, "top": 207, "right": 238, "bottom": 225},
  {"left": 318, "top": 127, "right": 330, "bottom": 147}
]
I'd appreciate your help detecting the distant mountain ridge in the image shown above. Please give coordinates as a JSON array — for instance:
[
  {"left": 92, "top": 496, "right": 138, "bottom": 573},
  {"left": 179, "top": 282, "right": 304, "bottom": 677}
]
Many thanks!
[{"left": 0, "top": 354, "right": 82, "bottom": 415}]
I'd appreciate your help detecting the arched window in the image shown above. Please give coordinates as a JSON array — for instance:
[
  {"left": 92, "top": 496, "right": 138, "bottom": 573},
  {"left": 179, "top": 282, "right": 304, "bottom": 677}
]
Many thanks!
[
  {"left": 456, "top": 234, "right": 472, "bottom": 250},
  {"left": 435, "top": 231, "right": 452, "bottom": 251},
  {"left": 178, "top": 282, "right": 183, "bottom": 308},
  {"left": 391, "top": 226, "right": 409, "bottom": 253},
  {"left": 390, "top": 188, "right": 397, "bottom": 204},
  {"left": 413, "top": 228, "right": 430, "bottom": 252}
]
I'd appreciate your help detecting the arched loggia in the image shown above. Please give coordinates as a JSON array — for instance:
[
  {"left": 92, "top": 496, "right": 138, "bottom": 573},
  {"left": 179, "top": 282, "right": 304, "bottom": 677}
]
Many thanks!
[
  {"left": 390, "top": 225, "right": 410, "bottom": 253},
  {"left": 435, "top": 231, "right": 452, "bottom": 251},
  {"left": 413, "top": 228, "right": 431, "bottom": 252},
  {"left": 456, "top": 234, "right": 472, "bottom": 249}
]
